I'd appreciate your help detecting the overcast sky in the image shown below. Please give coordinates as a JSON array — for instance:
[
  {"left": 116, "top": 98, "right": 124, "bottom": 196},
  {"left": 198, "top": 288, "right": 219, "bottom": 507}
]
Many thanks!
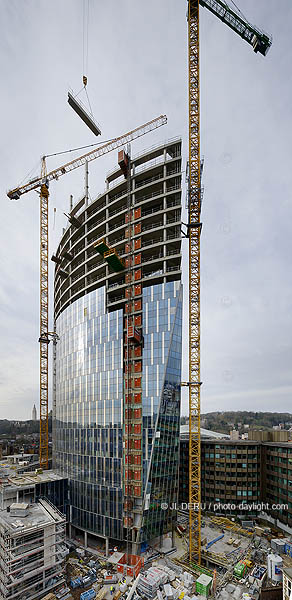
[{"left": 0, "top": 0, "right": 291, "bottom": 420}]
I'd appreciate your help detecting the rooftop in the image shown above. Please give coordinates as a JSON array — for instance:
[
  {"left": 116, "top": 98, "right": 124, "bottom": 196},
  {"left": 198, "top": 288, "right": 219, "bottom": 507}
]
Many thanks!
[
  {"left": 0, "top": 499, "right": 62, "bottom": 534},
  {"left": 180, "top": 424, "right": 230, "bottom": 439},
  {"left": 262, "top": 441, "right": 292, "bottom": 447},
  {"left": 0, "top": 470, "right": 66, "bottom": 488}
]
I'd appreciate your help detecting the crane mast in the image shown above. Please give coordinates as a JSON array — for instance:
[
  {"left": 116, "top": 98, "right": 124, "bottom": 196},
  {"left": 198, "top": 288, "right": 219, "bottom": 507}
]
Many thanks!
[
  {"left": 39, "top": 173, "right": 50, "bottom": 469},
  {"left": 188, "top": 0, "right": 202, "bottom": 565},
  {"left": 188, "top": 0, "right": 272, "bottom": 564}
]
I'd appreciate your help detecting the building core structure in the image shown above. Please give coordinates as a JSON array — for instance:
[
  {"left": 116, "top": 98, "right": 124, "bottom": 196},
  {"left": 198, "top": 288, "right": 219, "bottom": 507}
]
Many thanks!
[{"left": 53, "top": 139, "right": 183, "bottom": 554}]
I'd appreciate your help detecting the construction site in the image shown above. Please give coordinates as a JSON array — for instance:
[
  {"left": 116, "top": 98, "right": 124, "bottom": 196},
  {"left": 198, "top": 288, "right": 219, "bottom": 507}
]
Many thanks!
[
  {"left": 3, "top": 0, "right": 292, "bottom": 599},
  {"left": 23, "top": 512, "right": 292, "bottom": 600}
]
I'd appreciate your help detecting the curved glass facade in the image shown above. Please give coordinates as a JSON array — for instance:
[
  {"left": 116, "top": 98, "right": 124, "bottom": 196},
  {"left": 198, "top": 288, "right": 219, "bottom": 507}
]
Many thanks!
[
  {"left": 54, "top": 281, "right": 182, "bottom": 544},
  {"left": 54, "top": 287, "right": 124, "bottom": 539},
  {"left": 142, "top": 281, "right": 182, "bottom": 541}
]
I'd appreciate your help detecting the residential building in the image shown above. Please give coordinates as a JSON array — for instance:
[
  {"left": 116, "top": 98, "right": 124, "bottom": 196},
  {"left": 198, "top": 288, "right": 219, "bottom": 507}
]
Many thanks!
[
  {"left": 249, "top": 430, "right": 290, "bottom": 442},
  {"left": 0, "top": 499, "right": 66, "bottom": 600},
  {"left": 53, "top": 139, "right": 183, "bottom": 553}
]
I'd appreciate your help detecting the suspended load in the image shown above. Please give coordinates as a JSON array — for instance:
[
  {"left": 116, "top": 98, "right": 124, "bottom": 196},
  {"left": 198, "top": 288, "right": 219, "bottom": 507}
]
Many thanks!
[
  {"left": 68, "top": 91, "right": 101, "bottom": 136},
  {"left": 104, "top": 249, "right": 125, "bottom": 272},
  {"left": 93, "top": 239, "right": 125, "bottom": 272}
]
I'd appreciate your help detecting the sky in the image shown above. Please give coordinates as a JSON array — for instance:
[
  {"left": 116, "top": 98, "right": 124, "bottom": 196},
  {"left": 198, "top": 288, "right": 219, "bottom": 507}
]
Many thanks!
[{"left": 0, "top": 0, "right": 291, "bottom": 419}]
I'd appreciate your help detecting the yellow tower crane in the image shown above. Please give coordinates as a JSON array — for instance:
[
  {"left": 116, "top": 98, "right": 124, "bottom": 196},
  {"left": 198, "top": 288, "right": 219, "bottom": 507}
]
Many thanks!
[
  {"left": 187, "top": 0, "right": 272, "bottom": 563},
  {"left": 7, "top": 115, "right": 167, "bottom": 470}
]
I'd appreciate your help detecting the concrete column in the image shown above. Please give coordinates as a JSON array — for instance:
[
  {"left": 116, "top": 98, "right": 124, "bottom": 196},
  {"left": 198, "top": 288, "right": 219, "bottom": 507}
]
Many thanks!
[
  {"left": 84, "top": 531, "right": 88, "bottom": 549},
  {"left": 85, "top": 161, "right": 89, "bottom": 208},
  {"left": 163, "top": 155, "right": 167, "bottom": 284},
  {"left": 105, "top": 197, "right": 109, "bottom": 283},
  {"left": 105, "top": 537, "right": 109, "bottom": 557},
  {"left": 163, "top": 205, "right": 167, "bottom": 283}
]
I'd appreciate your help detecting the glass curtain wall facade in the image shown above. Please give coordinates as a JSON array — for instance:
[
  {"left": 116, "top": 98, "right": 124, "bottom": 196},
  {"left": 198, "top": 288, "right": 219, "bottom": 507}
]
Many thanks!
[
  {"left": 55, "top": 287, "right": 124, "bottom": 540},
  {"left": 54, "top": 281, "right": 182, "bottom": 542},
  {"left": 142, "top": 282, "right": 182, "bottom": 541},
  {"left": 53, "top": 139, "right": 182, "bottom": 550}
]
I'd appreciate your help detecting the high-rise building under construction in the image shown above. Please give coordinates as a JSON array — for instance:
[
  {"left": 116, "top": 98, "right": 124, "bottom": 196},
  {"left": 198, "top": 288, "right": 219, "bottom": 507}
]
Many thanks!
[{"left": 53, "top": 138, "right": 182, "bottom": 553}]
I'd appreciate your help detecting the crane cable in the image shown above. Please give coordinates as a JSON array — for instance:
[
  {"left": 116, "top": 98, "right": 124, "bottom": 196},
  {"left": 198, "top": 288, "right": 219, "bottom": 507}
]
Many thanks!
[
  {"left": 81, "top": 0, "right": 95, "bottom": 117},
  {"left": 19, "top": 159, "right": 42, "bottom": 186},
  {"left": 229, "top": 0, "right": 249, "bottom": 24},
  {"left": 83, "top": 0, "right": 90, "bottom": 81},
  {"left": 20, "top": 136, "right": 114, "bottom": 187},
  {"left": 44, "top": 137, "right": 114, "bottom": 159}
]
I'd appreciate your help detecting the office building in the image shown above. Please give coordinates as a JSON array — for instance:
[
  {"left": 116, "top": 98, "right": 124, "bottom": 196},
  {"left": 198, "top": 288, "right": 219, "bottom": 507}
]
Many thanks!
[
  {"left": 179, "top": 430, "right": 292, "bottom": 532},
  {"left": 53, "top": 139, "right": 183, "bottom": 553}
]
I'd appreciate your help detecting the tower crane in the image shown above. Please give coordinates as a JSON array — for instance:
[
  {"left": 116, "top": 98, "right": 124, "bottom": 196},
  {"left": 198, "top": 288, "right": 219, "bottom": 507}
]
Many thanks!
[
  {"left": 188, "top": 0, "right": 271, "bottom": 563},
  {"left": 7, "top": 115, "right": 167, "bottom": 470}
]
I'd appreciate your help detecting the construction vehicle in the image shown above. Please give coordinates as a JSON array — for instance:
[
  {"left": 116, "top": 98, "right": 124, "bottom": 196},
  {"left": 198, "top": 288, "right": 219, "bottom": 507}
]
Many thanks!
[
  {"left": 7, "top": 115, "right": 167, "bottom": 470},
  {"left": 187, "top": 0, "right": 271, "bottom": 562}
]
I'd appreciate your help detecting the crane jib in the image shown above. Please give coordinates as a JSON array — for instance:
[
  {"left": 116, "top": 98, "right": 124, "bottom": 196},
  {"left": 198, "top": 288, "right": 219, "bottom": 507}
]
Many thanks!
[
  {"left": 199, "top": 0, "right": 272, "bottom": 56},
  {"left": 7, "top": 115, "right": 167, "bottom": 201}
]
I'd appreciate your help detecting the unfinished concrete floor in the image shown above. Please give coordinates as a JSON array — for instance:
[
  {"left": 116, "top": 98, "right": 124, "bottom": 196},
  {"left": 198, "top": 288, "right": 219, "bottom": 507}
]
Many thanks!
[{"left": 202, "top": 523, "right": 250, "bottom": 556}]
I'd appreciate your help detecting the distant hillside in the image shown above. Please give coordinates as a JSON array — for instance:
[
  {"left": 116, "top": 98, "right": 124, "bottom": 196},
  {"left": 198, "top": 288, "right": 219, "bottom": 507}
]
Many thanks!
[
  {"left": 201, "top": 411, "right": 292, "bottom": 434},
  {"left": 0, "top": 417, "right": 52, "bottom": 436}
]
